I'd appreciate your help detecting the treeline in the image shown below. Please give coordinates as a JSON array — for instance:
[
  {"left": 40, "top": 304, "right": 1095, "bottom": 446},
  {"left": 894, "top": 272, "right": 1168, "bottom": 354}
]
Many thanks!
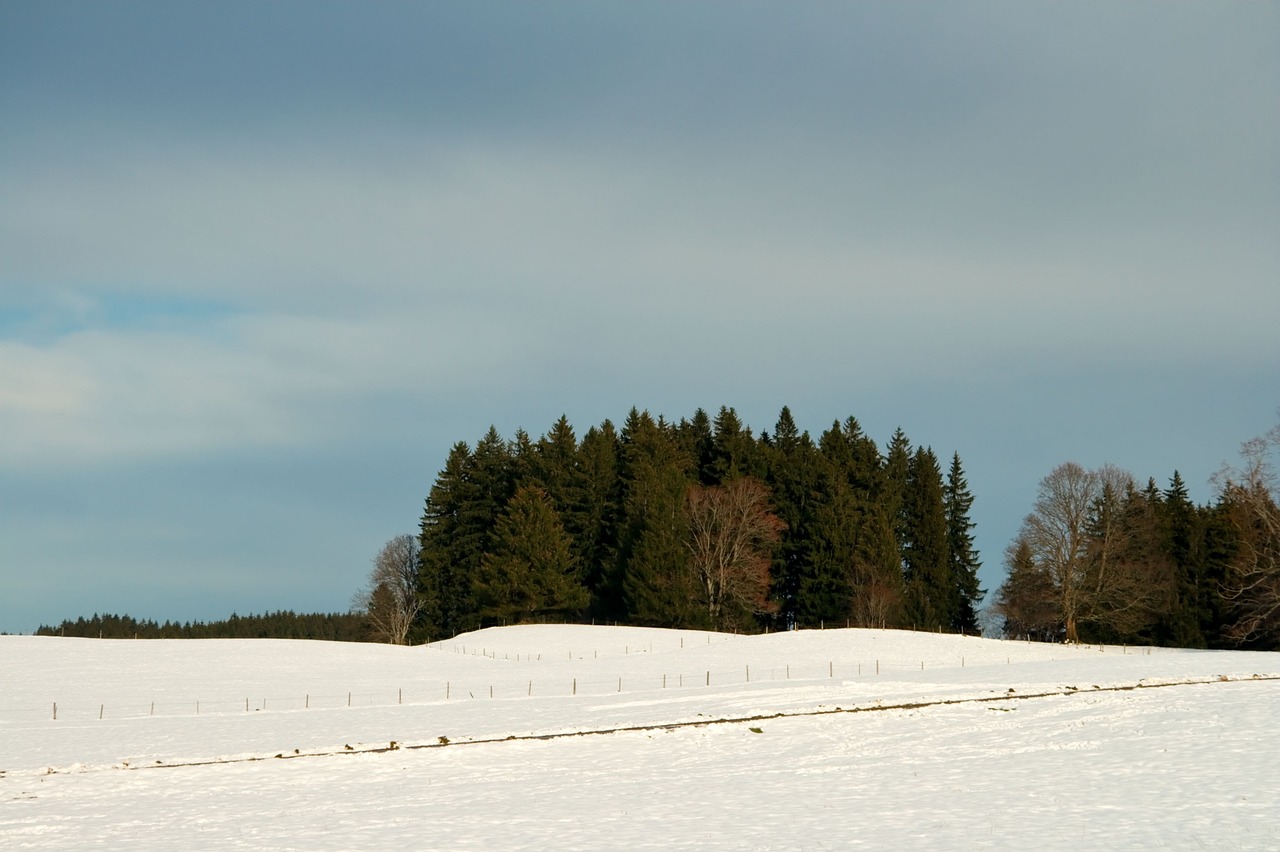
[
  {"left": 995, "top": 423, "right": 1280, "bottom": 650},
  {"left": 36, "top": 610, "right": 375, "bottom": 642},
  {"left": 414, "top": 406, "right": 983, "bottom": 641}
]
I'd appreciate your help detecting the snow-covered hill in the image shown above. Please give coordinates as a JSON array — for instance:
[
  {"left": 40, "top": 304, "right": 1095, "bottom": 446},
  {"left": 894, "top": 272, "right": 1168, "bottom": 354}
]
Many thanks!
[{"left": 3, "top": 626, "right": 1278, "bottom": 849}]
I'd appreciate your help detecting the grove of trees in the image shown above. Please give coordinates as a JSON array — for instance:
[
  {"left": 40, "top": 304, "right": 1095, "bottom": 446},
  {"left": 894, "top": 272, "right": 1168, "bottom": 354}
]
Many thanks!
[
  {"left": 995, "top": 420, "right": 1280, "bottom": 649},
  {"left": 409, "top": 406, "right": 984, "bottom": 641}
]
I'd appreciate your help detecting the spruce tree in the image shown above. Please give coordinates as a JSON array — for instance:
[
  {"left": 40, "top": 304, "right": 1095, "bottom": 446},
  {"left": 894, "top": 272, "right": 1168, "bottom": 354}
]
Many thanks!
[
  {"left": 577, "top": 421, "right": 622, "bottom": 617},
  {"left": 417, "top": 442, "right": 477, "bottom": 639},
  {"left": 945, "top": 452, "right": 983, "bottom": 633},
  {"left": 616, "top": 410, "right": 698, "bottom": 627},
  {"left": 902, "top": 447, "right": 954, "bottom": 631},
  {"left": 766, "top": 406, "right": 819, "bottom": 627},
  {"left": 473, "top": 486, "right": 587, "bottom": 624}
]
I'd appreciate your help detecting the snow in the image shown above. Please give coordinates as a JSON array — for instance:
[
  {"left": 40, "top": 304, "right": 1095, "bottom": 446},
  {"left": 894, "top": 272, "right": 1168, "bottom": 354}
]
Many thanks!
[{"left": 3, "top": 626, "right": 1278, "bottom": 849}]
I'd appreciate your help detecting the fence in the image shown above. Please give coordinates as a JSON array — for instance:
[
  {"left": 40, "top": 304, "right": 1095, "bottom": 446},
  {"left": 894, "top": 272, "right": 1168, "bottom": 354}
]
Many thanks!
[{"left": 5, "top": 641, "right": 1155, "bottom": 722}]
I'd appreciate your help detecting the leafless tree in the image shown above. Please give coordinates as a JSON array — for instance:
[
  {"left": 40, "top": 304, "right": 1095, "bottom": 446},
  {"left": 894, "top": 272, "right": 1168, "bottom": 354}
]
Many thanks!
[
  {"left": 356, "top": 534, "right": 423, "bottom": 645},
  {"left": 684, "top": 477, "right": 784, "bottom": 630},
  {"left": 1004, "top": 461, "right": 1168, "bottom": 643},
  {"left": 1214, "top": 421, "right": 1280, "bottom": 645}
]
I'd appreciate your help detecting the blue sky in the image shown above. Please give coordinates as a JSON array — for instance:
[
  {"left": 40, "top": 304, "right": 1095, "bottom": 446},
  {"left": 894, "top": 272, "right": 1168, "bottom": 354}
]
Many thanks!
[{"left": 2, "top": 2, "right": 1277, "bottom": 633}]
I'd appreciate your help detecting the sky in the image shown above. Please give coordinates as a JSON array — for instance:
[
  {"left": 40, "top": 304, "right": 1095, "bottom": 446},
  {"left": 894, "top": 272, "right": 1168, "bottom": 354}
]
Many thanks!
[{"left": 1, "top": 2, "right": 1277, "bottom": 633}]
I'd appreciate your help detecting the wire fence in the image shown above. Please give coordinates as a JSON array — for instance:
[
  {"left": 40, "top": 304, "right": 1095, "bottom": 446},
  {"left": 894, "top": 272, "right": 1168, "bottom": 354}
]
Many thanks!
[{"left": 2, "top": 642, "right": 1156, "bottom": 722}]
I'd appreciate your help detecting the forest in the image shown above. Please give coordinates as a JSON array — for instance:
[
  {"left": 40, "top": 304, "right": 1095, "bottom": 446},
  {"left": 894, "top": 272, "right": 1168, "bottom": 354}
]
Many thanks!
[
  {"left": 402, "top": 406, "right": 984, "bottom": 643},
  {"left": 367, "top": 405, "right": 1277, "bottom": 652},
  {"left": 40, "top": 408, "right": 1280, "bottom": 652},
  {"left": 36, "top": 610, "right": 372, "bottom": 642}
]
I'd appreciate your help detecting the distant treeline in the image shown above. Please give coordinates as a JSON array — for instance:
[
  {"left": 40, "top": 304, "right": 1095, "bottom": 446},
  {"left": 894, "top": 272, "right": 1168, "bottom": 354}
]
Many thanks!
[
  {"left": 409, "top": 405, "right": 983, "bottom": 641},
  {"left": 36, "top": 610, "right": 376, "bottom": 642}
]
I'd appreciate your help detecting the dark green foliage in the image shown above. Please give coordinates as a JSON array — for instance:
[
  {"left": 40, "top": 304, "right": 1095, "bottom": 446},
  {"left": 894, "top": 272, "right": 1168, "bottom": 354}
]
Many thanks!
[
  {"left": 410, "top": 406, "right": 977, "bottom": 638},
  {"left": 616, "top": 410, "right": 699, "bottom": 627},
  {"left": 945, "top": 453, "right": 984, "bottom": 634},
  {"left": 417, "top": 442, "right": 478, "bottom": 639},
  {"left": 37, "top": 611, "right": 374, "bottom": 641},
  {"left": 764, "top": 407, "right": 819, "bottom": 628},
  {"left": 996, "top": 450, "right": 1280, "bottom": 650},
  {"left": 902, "top": 447, "right": 954, "bottom": 631},
  {"left": 473, "top": 485, "right": 588, "bottom": 624}
]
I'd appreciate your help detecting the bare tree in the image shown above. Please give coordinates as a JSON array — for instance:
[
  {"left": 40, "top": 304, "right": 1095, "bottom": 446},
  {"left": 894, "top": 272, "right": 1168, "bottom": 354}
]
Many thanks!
[
  {"left": 1214, "top": 422, "right": 1280, "bottom": 645},
  {"left": 356, "top": 534, "right": 423, "bottom": 645},
  {"left": 684, "top": 477, "right": 784, "bottom": 630},
  {"left": 1004, "top": 461, "right": 1169, "bottom": 643},
  {"left": 1015, "top": 462, "right": 1098, "bottom": 643}
]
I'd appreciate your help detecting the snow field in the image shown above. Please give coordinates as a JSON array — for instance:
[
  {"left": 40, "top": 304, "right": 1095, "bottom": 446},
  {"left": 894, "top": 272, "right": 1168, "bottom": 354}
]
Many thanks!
[{"left": 3, "top": 626, "right": 1279, "bottom": 849}]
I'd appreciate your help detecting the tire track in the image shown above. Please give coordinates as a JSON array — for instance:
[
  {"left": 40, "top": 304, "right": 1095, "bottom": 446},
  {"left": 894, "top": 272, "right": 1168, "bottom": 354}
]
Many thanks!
[{"left": 30, "top": 674, "right": 1280, "bottom": 776}]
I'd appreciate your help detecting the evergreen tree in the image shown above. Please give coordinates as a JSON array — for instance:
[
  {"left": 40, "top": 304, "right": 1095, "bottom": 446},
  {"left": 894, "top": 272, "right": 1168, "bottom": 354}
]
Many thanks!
[
  {"left": 882, "top": 427, "right": 913, "bottom": 563},
  {"left": 1154, "top": 471, "right": 1208, "bottom": 647},
  {"left": 678, "top": 408, "right": 716, "bottom": 484},
  {"left": 765, "top": 406, "right": 819, "bottom": 627},
  {"left": 995, "top": 538, "right": 1059, "bottom": 641},
  {"left": 944, "top": 452, "right": 983, "bottom": 633},
  {"left": 803, "top": 418, "right": 902, "bottom": 628},
  {"left": 577, "top": 421, "right": 622, "bottom": 617},
  {"left": 709, "top": 406, "right": 762, "bottom": 484},
  {"left": 616, "top": 410, "right": 698, "bottom": 627},
  {"left": 902, "top": 447, "right": 954, "bottom": 631},
  {"left": 418, "top": 442, "right": 477, "bottom": 639},
  {"left": 473, "top": 486, "right": 587, "bottom": 624}
]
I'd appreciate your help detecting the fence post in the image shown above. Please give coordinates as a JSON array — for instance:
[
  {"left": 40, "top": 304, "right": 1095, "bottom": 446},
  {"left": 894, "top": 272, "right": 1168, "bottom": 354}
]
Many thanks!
[
  {"left": 53, "top": 702, "right": 57, "bottom": 720},
  {"left": 347, "top": 692, "right": 351, "bottom": 707},
  {"left": 829, "top": 661, "right": 833, "bottom": 678},
  {"left": 746, "top": 665, "right": 750, "bottom": 683},
  {"left": 573, "top": 678, "right": 576, "bottom": 696},
  {"left": 399, "top": 688, "right": 402, "bottom": 705},
  {"left": 99, "top": 704, "right": 104, "bottom": 720},
  {"left": 706, "top": 671, "right": 710, "bottom": 686}
]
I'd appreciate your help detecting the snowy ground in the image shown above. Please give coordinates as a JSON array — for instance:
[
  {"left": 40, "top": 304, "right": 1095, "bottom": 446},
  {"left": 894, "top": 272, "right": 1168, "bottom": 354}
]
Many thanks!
[{"left": 2, "top": 626, "right": 1278, "bottom": 850}]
